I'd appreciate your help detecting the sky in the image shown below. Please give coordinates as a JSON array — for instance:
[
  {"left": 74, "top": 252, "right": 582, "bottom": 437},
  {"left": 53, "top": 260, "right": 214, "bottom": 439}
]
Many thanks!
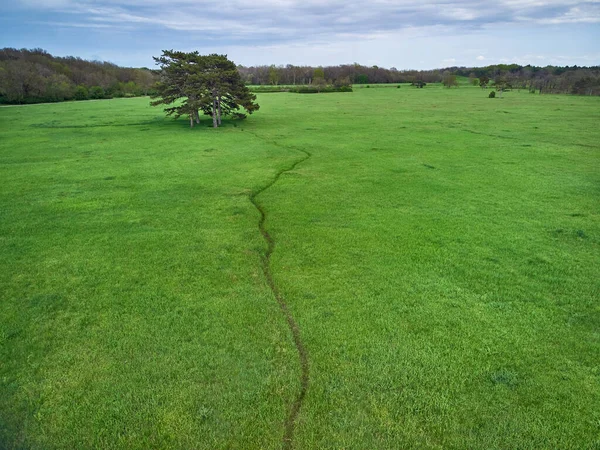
[{"left": 1, "top": 0, "right": 599, "bottom": 69}]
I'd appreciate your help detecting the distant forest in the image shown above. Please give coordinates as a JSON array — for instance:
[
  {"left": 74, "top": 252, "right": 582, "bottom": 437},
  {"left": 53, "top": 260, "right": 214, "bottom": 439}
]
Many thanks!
[
  {"left": 1, "top": 48, "right": 599, "bottom": 104},
  {"left": 0, "top": 48, "right": 157, "bottom": 104},
  {"left": 239, "top": 63, "right": 600, "bottom": 95}
]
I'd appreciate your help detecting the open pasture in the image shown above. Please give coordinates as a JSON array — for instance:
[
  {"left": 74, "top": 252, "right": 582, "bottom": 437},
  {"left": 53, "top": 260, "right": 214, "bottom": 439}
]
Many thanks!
[{"left": 1, "top": 86, "right": 599, "bottom": 448}]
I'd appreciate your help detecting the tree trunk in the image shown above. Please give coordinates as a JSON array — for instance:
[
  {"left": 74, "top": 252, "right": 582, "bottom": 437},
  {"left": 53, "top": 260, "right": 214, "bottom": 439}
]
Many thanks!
[
  {"left": 195, "top": 110, "right": 200, "bottom": 124},
  {"left": 212, "top": 99, "right": 218, "bottom": 128},
  {"left": 217, "top": 95, "right": 222, "bottom": 126},
  {"left": 190, "top": 114, "right": 194, "bottom": 128}
]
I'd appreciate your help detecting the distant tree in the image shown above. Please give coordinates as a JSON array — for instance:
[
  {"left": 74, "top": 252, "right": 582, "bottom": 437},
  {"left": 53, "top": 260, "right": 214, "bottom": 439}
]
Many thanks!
[
  {"left": 46, "top": 74, "right": 74, "bottom": 101},
  {"left": 334, "top": 76, "right": 352, "bottom": 89},
  {"left": 0, "top": 60, "right": 28, "bottom": 103},
  {"left": 134, "top": 69, "right": 156, "bottom": 95},
  {"left": 442, "top": 71, "right": 458, "bottom": 88},
  {"left": 268, "top": 65, "right": 280, "bottom": 85},
  {"left": 356, "top": 74, "right": 368, "bottom": 84},
  {"left": 312, "top": 67, "right": 327, "bottom": 92},
  {"left": 494, "top": 76, "right": 511, "bottom": 97},
  {"left": 479, "top": 76, "right": 490, "bottom": 88},
  {"left": 312, "top": 77, "right": 327, "bottom": 93},
  {"left": 572, "top": 76, "right": 600, "bottom": 95},
  {"left": 286, "top": 64, "right": 298, "bottom": 85},
  {"left": 468, "top": 72, "right": 477, "bottom": 85}
]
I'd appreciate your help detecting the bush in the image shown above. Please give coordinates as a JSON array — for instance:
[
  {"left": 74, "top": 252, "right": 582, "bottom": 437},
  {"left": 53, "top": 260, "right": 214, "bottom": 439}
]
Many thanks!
[
  {"left": 397, "top": 85, "right": 401, "bottom": 88},
  {"left": 489, "top": 91, "right": 496, "bottom": 98},
  {"left": 74, "top": 85, "right": 89, "bottom": 100},
  {"left": 90, "top": 86, "right": 105, "bottom": 99},
  {"left": 250, "top": 85, "right": 352, "bottom": 94},
  {"left": 294, "top": 87, "right": 321, "bottom": 94}
]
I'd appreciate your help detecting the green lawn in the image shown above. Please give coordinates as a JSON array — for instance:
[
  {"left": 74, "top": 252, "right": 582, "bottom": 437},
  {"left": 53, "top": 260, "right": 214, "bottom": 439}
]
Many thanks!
[{"left": 1, "top": 86, "right": 598, "bottom": 449}]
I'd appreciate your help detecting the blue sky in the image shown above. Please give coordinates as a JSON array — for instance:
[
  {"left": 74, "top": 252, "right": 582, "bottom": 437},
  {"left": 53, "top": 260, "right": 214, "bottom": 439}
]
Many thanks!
[{"left": 1, "top": 0, "right": 599, "bottom": 69}]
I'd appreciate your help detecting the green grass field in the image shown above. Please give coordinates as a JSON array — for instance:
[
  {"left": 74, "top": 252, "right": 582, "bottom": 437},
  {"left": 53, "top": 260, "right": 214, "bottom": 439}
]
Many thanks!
[{"left": 1, "top": 86, "right": 599, "bottom": 449}]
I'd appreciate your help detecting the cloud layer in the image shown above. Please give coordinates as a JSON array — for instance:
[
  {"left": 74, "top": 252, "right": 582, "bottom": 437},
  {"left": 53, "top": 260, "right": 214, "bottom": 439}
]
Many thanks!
[
  {"left": 18, "top": 0, "right": 600, "bottom": 39},
  {"left": 2, "top": 0, "right": 599, "bottom": 67}
]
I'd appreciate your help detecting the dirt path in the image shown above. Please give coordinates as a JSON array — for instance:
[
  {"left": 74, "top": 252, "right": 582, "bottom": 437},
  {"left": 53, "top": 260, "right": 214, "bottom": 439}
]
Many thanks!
[{"left": 248, "top": 138, "right": 311, "bottom": 449}]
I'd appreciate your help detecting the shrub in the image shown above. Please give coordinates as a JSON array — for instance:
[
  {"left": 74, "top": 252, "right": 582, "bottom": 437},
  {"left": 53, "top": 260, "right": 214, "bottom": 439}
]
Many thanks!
[
  {"left": 90, "top": 86, "right": 105, "bottom": 99},
  {"left": 489, "top": 91, "right": 496, "bottom": 98},
  {"left": 74, "top": 85, "right": 89, "bottom": 100}
]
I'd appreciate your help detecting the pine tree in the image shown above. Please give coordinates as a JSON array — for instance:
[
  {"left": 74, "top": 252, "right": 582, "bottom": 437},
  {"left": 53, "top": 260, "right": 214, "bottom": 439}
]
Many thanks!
[{"left": 151, "top": 51, "right": 258, "bottom": 128}]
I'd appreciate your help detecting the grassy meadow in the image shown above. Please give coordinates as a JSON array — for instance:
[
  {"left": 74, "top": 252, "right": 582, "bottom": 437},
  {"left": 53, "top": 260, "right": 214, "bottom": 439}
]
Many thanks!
[{"left": 1, "top": 85, "right": 599, "bottom": 448}]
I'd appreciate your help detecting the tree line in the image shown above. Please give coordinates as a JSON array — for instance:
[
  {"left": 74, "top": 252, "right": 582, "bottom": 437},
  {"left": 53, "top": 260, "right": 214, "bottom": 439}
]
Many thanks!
[
  {"left": 239, "top": 63, "right": 600, "bottom": 95},
  {"left": 2, "top": 48, "right": 598, "bottom": 105},
  {"left": 0, "top": 48, "right": 158, "bottom": 104}
]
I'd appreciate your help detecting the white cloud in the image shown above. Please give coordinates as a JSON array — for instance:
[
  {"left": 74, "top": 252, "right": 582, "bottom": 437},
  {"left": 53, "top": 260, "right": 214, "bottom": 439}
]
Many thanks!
[{"left": 537, "top": 5, "right": 600, "bottom": 24}]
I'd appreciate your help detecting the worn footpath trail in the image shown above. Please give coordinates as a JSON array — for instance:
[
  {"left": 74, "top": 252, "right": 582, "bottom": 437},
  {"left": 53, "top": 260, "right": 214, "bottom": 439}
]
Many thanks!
[{"left": 248, "top": 135, "right": 311, "bottom": 449}]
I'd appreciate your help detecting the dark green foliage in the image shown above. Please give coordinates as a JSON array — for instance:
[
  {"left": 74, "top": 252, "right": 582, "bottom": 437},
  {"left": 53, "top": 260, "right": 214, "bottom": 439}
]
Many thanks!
[
  {"left": 480, "top": 76, "right": 490, "bottom": 88},
  {"left": 74, "top": 85, "right": 88, "bottom": 100},
  {"left": 89, "top": 86, "right": 105, "bottom": 99},
  {"left": 249, "top": 85, "right": 353, "bottom": 94},
  {"left": 248, "top": 86, "right": 292, "bottom": 93},
  {"left": 151, "top": 51, "right": 259, "bottom": 128},
  {"left": 356, "top": 74, "right": 369, "bottom": 84},
  {"left": 489, "top": 90, "right": 496, "bottom": 98},
  {"left": 294, "top": 86, "right": 352, "bottom": 94}
]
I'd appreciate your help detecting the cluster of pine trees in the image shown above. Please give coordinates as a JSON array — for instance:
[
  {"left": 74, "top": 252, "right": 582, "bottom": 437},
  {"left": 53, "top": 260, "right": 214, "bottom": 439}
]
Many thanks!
[
  {"left": 0, "top": 48, "right": 158, "bottom": 104},
  {"left": 151, "top": 51, "right": 259, "bottom": 128}
]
